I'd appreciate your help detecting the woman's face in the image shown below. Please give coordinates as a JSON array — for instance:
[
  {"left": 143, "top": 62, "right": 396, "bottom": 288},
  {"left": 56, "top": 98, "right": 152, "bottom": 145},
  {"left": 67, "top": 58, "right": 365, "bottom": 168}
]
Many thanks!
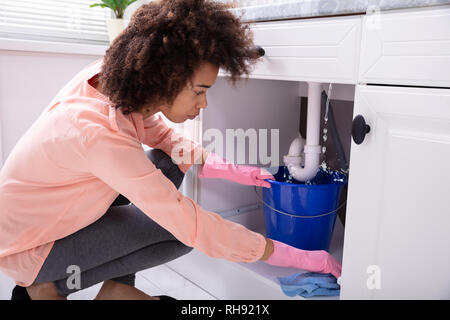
[{"left": 146, "top": 62, "right": 219, "bottom": 123}]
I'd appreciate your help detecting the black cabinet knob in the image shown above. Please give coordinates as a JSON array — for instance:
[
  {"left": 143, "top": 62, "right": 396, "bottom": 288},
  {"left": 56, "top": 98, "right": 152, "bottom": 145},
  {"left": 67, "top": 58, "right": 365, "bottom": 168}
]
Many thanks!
[
  {"left": 251, "top": 45, "right": 265, "bottom": 58},
  {"left": 352, "top": 115, "right": 371, "bottom": 145}
]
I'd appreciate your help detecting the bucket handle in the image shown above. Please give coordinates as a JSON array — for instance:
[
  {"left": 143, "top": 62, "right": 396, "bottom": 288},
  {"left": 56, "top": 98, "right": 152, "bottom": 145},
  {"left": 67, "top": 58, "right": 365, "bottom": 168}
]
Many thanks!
[{"left": 253, "top": 186, "right": 347, "bottom": 219}]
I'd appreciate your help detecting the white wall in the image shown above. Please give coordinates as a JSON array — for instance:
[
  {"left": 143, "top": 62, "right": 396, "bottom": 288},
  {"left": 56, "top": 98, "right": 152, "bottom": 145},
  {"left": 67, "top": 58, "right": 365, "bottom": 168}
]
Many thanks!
[{"left": 0, "top": 39, "right": 106, "bottom": 165}]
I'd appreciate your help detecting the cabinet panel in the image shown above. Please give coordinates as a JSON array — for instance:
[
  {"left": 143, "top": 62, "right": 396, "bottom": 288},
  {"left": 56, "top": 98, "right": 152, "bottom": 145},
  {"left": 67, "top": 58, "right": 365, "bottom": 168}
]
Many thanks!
[
  {"left": 359, "top": 6, "right": 450, "bottom": 87},
  {"left": 341, "top": 85, "right": 450, "bottom": 299},
  {"left": 221, "top": 16, "right": 361, "bottom": 83}
]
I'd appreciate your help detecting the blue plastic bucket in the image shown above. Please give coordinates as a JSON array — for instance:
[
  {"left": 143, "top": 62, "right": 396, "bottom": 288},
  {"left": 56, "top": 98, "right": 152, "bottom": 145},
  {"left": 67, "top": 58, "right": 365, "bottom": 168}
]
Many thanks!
[{"left": 261, "top": 166, "right": 347, "bottom": 251}]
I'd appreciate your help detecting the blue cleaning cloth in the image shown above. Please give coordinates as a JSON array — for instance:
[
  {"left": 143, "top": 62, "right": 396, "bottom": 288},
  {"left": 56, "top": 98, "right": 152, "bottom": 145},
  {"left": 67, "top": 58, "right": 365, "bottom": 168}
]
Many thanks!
[{"left": 277, "top": 272, "right": 340, "bottom": 298}]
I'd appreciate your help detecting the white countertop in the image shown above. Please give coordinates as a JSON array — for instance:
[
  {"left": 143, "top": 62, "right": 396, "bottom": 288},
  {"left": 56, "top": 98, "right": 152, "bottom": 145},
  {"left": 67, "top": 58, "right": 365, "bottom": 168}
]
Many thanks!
[{"left": 219, "top": 0, "right": 450, "bottom": 22}]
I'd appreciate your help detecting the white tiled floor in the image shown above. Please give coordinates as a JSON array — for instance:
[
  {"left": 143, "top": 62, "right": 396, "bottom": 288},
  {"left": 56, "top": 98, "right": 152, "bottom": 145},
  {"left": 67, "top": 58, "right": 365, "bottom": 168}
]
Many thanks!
[{"left": 0, "top": 264, "right": 217, "bottom": 300}]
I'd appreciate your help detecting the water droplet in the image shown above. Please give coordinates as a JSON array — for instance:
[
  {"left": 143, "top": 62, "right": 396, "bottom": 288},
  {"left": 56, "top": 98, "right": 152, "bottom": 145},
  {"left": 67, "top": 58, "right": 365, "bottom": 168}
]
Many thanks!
[{"left": 323, "top": 83, "right": 332, "bottom": 133}]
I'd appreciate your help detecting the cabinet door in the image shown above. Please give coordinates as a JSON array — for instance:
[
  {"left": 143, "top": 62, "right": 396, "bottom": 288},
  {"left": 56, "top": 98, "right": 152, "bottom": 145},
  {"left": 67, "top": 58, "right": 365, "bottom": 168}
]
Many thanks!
[{"left": 341, "top": 85, "right": 450, "bottom": 299}]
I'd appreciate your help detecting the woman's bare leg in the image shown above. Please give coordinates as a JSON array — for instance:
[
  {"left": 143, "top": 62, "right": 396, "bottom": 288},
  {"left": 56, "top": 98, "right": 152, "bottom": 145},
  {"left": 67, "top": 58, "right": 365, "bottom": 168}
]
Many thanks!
[
  {"left": 94, "top": 279, "right": 161, "bottom": 300},
  {"left": 26, "top": 282, "right": 67, "bottom": 300}
]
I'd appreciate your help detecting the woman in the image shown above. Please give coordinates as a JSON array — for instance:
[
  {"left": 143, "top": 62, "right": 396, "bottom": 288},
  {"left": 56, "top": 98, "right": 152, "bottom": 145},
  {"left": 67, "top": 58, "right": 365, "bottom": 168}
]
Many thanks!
[{"left": 1, "top": 0, "right": 341, "bottom": 300}]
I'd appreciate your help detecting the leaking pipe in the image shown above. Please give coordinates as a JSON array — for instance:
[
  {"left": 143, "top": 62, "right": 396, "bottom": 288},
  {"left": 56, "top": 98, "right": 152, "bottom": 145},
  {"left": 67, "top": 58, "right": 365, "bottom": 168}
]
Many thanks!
[{"left": 284, "top": 82, "right": 322, "bottom": 181}]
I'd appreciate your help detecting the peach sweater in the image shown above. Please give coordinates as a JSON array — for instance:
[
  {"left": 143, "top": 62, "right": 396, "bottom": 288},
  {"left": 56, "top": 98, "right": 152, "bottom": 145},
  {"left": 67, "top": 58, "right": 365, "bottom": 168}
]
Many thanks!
[{"left": 0, "top": 58, "right": 266, "bottom": 287}]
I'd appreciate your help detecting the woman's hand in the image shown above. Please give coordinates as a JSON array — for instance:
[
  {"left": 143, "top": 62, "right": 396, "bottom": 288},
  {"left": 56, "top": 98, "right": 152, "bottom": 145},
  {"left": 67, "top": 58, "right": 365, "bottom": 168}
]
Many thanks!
[
  {"left": 198, "top": 152, "right": 275, "bottom": 188},
  {"left": 261, "top": 239, "right": 342, "bottom": 279}
]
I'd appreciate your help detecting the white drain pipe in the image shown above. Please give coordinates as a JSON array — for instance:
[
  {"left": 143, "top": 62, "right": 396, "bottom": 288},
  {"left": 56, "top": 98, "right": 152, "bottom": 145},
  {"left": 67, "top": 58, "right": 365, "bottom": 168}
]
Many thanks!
[{"left": 283, "top": 82, "right": 322, "bottom": 182}]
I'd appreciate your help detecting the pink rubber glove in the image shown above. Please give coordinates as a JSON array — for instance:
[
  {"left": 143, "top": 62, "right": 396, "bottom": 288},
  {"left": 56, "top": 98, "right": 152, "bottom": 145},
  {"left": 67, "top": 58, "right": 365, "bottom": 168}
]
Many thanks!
[
  {"left": 198, "top": 152, "right": 275, "bottom": 188},
  {"left": 264, "top": 239, "right": 342, "bottom": 279}
]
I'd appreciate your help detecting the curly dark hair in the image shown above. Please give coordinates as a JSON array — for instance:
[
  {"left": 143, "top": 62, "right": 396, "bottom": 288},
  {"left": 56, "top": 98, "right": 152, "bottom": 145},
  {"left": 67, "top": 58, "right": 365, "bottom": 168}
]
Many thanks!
[{"left": 98, "top": 0, "right": 262, "bottom": 115}]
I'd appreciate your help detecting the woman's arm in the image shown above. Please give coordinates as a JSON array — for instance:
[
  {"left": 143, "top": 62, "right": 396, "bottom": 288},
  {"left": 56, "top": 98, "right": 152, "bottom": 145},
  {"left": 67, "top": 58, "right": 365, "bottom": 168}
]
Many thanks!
[
  {"left": 142, "top": 114, "right": 204, "bottom": 173},
  {"left": 83, "top": 128, "right": 266, "bottom": 264},
  {"left": 198, "top": 151, "right": 275, "bottom": 188}
]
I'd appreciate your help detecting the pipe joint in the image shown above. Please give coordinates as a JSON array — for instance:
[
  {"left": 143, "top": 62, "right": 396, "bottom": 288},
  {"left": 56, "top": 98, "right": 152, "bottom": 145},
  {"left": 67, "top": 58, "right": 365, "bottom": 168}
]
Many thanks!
[{"left": 303, "top": 145, "right": 322, "bottom": 154}]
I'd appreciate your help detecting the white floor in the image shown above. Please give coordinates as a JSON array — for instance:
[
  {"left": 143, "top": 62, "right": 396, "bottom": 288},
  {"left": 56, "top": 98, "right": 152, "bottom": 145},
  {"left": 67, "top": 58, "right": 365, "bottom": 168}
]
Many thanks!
[{"left": 0, "top": 263, "right": 217, "bottom": 300}]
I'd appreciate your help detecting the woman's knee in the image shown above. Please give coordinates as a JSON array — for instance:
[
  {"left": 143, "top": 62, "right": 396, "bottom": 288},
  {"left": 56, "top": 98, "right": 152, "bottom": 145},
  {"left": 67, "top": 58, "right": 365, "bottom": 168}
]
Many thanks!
[
  {"left": 145, "top": 148, "right": 184, "bottom": 189},
  {"left": 155, "top": 240, "right": 193, "bottom": 264},
  {"left": 174, "top": 241, "right": 194, "bottom": 257}
]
